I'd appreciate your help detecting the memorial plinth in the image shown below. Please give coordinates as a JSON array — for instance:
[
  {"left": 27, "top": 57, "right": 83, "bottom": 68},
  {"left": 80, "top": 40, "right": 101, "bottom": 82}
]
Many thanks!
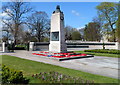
[{"left": 49, "top": 5, "right": 67, "bottom": 52}]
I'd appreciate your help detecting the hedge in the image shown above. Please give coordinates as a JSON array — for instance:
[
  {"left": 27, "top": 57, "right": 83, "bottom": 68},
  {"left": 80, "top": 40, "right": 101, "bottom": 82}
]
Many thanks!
[{"left": 84, "top": 49, "right": 120, "bottom": 54}]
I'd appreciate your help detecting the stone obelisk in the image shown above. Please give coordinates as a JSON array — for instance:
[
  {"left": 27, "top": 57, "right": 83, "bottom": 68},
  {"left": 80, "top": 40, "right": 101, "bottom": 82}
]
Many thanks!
[{"left": 49, "top": 5, "right": 67, "bottom": 52}]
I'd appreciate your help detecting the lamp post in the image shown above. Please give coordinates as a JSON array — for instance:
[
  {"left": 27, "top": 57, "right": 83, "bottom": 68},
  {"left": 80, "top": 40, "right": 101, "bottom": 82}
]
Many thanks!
[{"left": 27, "top": 41, "right": 30, "bottom": 51}]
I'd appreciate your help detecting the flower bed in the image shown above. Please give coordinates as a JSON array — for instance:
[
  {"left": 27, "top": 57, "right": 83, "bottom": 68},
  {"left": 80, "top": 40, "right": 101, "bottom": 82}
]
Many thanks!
[
  {"left": 32, "top": 71, "right": 94, "bottom": 83},
  {"left": 32, "top": 51, "right": 87, "bottom": 58}
]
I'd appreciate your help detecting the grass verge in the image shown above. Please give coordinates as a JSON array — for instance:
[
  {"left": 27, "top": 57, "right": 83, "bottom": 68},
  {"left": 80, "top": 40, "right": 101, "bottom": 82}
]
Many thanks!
[
  {"left": 1, "top": 55, "right": 119, "bottom": 83},
  {"left": 75, "top": 51, "right": 120, "bottom": 58}
]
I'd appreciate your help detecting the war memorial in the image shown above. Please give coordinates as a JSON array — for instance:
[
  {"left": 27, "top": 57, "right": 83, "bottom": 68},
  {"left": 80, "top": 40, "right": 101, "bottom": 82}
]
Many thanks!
[{"left": 32, "top": 5, "right": 94, "bottom": 61}]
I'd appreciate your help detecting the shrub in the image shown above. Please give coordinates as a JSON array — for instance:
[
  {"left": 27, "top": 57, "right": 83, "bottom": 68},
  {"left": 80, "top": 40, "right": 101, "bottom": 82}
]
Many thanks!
[
  {"left": 7, "top": 44, "right": 14, "bottom": 52},
  {"left": 15, "top": 44, "right": 28, "bottom": 50},
  {"left": 2, "top": 64, "right": 29, "bottom": 84}
]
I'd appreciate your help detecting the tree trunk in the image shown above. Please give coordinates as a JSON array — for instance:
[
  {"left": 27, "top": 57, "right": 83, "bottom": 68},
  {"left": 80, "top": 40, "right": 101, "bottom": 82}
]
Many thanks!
[{"left": 113, "top": 29, "right": 116, "bottom": 42}]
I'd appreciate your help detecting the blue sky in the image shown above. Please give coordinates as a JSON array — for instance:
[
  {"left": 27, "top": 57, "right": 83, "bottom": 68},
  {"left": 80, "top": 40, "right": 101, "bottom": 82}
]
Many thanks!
[
  {"left": 0, "top": 1, "right": 119, "bottom": 39},
  {"left": 30, "top": 2, "right": 100, "bottom": 29}
]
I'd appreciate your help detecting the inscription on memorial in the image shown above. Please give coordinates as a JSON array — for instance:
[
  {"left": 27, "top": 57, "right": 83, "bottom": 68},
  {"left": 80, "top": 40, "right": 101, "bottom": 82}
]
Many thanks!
[{"left": 51, "top": 32, "right": 59, "bottom": 41}]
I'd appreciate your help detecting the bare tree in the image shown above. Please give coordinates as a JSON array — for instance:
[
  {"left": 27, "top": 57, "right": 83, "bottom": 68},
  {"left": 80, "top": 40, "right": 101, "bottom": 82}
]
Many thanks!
[
  {"left": 84, "top": 22, "right": 101, "bottom": 41},
  {"left": 65, "top": 26, "right": 82, "bottom": 40},
  {"left": 27, "top": 11, "right": 50, "bottom": 42},
  {"left": 2, "top": 24, "right": 10, "bottom": 42},
  {"left": 64, "top": 26, "right": 73, "bottom": 40},
  {"left": 2, "top": 0, "right": 32, "bottom": 44}
]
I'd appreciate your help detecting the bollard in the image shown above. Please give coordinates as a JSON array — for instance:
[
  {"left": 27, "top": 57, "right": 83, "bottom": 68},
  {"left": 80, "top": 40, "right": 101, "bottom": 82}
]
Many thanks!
[
  {"left": 2, "top": 42, "right": 5, "bottom": 52},
  {"left": 29, "top": 42, "right": 34, "bottom": 51},
  {"left": 116, "top": 42, "right": 120, "bottom": 50}
]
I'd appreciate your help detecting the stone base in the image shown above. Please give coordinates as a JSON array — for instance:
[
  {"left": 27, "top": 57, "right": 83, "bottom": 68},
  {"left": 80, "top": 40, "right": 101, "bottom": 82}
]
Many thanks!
[
  {"left": 32, "top": 51, "right": 94, "bottom": 61},
  {"left": 57, "top": 55, "right": 94, "bottom": 61},
  {"left": 49, "top": 42, "right": 67, "bottom": 52}
]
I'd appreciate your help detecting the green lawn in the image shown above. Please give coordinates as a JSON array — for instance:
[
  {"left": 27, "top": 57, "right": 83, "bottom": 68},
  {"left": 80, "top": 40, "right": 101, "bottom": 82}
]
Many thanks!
[
  {"left": 75, "top": 51, "right": 120, "bottom": 58},
  {"left": 1, "top": 55, "right": 119, "bottom": 83}
]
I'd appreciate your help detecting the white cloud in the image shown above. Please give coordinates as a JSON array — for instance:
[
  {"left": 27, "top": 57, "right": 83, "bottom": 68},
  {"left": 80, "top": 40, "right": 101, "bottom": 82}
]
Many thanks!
[
  {"left": 0, "top": 12, "right": 8, "bottom": 17},
  {"left": 0, "top": 9, "right": 12, "bottom": 27},
  {"left": 77, "top": 26, "right": 85, "bottom": 29},
  {"left": 0, "top": 8, "right": 12, "bottom": 18},
  {"left": 6, "top": 8, "right": 12, "bottom": 12},
  {"left": 0, "top": 12, "right": 9, "bottom": 25},
  {"left": 71, "top": 10, "right": 80, "bottom": 16},
  {"left": 71, "top": 10, "right": 75, "bottom": 13}
]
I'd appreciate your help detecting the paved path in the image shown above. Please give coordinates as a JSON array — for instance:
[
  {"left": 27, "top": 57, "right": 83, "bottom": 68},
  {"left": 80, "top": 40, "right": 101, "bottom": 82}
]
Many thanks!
[{"left": 1, "top": 50, "right": 119, "bottom": 79}]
